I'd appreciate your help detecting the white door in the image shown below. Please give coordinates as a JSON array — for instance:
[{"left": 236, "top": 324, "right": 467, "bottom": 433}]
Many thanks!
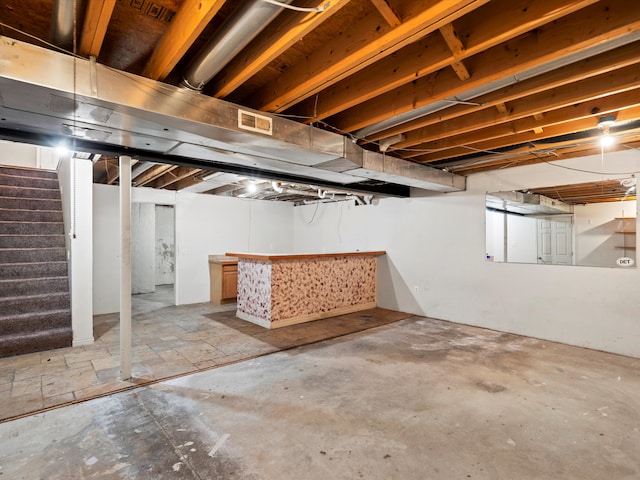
[{"left": 537, "top": 216, "right": 573, "bottom": 265}]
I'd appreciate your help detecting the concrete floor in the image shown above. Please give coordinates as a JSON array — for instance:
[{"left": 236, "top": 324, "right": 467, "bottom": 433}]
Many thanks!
[
  {"left": 0, "top": 286, "right": 408, "bottom": 421},
  {"left": 1, "top": 316, "right": 639, "bottom": 479}
]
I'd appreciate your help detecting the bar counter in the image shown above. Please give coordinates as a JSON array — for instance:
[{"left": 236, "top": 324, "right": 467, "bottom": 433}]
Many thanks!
[{"left": 226, "top": 251, "right": 386, "bottom": 328}]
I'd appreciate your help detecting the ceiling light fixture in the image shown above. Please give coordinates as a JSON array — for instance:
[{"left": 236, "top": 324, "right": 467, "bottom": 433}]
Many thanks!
[
  {"left": 247, "top": 179, "right": 257, "bottom": 193},
  {"left": 598, "top": 115, "right": 616, "bottom": 147}
]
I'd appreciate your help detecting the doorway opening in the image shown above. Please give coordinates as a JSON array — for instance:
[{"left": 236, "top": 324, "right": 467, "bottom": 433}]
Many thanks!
[{"left": 131, "top": 203, "right": 176, "bottom": 311}]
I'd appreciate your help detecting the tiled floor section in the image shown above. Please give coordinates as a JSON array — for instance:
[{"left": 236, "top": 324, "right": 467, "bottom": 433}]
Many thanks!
[{"left": 0, "top": 286, "right": 410, "bottom": 422}]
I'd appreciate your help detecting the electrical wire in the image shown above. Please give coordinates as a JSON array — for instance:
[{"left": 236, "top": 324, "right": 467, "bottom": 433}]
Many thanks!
[{"left": 260, "top": 0, "right": 330, "bottom": 12}]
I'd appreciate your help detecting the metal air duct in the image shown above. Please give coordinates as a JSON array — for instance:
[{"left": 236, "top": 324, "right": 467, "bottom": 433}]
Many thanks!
[
  {"left": 51, "top": 0, "right": 87, "bottom": 52},
  {"left": 181, "top": 0, "right": 292, "bottom": 91}
]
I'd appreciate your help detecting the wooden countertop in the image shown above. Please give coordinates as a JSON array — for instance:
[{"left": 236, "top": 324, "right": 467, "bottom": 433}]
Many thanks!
[
  {"left": 208, "top": 255, "right": 238, "bottom": 264},
  {"left": 225, "top": 251, "right": 386, "bottom": 261}
]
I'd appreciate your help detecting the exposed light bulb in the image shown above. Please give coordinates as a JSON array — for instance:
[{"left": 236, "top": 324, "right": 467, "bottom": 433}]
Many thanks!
[
  {"left": 600, "top": 129, "right": 615, "bottom": 147},
  {"left": 247, "top": 180, "right": 257, "bottom": 193},
  {"left": 598, "top": 116, "right": 616, "bottom": 147}
]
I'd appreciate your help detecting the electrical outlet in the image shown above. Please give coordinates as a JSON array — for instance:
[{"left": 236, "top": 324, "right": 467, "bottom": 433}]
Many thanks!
[{"left": 414, "top": 285, "right": 419, "bottom": 294}]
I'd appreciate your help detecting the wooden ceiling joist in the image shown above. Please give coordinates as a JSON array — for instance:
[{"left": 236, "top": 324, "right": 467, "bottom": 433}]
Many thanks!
[
  {"left": 288, "top": 0, "right": 595, "bottom": 123},
  {"left": 79, "top": 0, "right": 117, "bottom": 57},
  {"left": 369, "top": 0, "right": 402, "bottom": 27},
  {"left": 211, "top": 0, "right": 350, "bottom": 98},
  {"left": 411, "top": 105, "right": 640, "bottom": 165},
  {"left": 403, "top": 89, "right": 640, "bottom": 160},
  {"left": 395, "top": 64, "right": 640, "bottom": 153},
  {"left": 438, "top": 23, "right": 470, "bottom": 81},
  {"left": 142, "top": 0, "right": 228, "bottom": 81},
  {"left": 452, "top": 137, "right": 640, "bottom": 174},
  {"left": 368, "top": 39, "right": 640, "bottom": 142},
  {"left": 133, "top": 164, "right": 178, "bottom": 187},
  {"left": 168, "top": 171, "right": 206, "bottom": 191},
  {"left": 148, "top": 167, "right": 201, "bottom": 189},
  {"left": 250, "top": 0, "right": 488, "bottom": 112},
  {"left": 329, "top": 0, "right": 640, "bottom": 133}
]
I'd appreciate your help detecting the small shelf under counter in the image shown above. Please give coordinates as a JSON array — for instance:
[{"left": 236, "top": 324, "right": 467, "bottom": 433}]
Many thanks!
[{"left": 208, "top": 255, "right": 238, "bottom": 305}]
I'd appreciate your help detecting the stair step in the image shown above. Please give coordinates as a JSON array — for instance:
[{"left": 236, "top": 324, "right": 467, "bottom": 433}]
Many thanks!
[
  {"left": 0, "top": 173, "right": 59, "bottom": 189},
  {"left": 0, "top": 185, "right": 61, "bottom": 200},
  {"left": 0, "top": 327, "right": 73, "bottom": 358},
  {"left": 0, "top": 208, "right": 63, "bottom": 222},
  {"left": 0, "top": 276, "right": 69, "bottom": 297},
  {"left": 0, "top": 292, "right": 70, "bottom": 315},
  {"left": 0, "top": 166, "right": 57, "bottom": 179},
  {"left": 0, "top": 221, "right": 65, "bottom": 235},
  {"left": 0, "top": 196, "right": 62, "bottom": 211},
  {"left": 0, "top": 247, "right": 66, "bottom": 263},
  {"left": 0, "top": 234, "right": 65, "bottom": 249},
  {"left": 0, "top": 261, "right": 68, "bottom": 279},
  {"left": 0, "top": 309, "right": 71, "bottom": 336}
]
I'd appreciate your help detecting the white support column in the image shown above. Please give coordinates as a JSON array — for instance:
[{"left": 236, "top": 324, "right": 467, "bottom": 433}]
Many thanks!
[{"left": 119, "top": 155, "right": 132, "bottom": 380}]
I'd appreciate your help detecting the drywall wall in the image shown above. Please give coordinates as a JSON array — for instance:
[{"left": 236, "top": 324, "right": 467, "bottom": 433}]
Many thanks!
[
  {"left": 57, "top": 155, "right": 94, "bottom": 346},
  {"left": 0, "top": 140, "right": 59, "bottom": 169},
  {"left": 93, "top": 185, "right": 293, "bottom": 313},
  {"left": 292, "top": 150, "right": 640, "bottom": 358},
  {"left": 155, "top": 205, "right": 175, "bottom": 285},
  {"left": 131, "top": 202, "right": 156, "bottom": 294},
  {"left": 174, "top": 191, "right": 293, "bottom": 305}
]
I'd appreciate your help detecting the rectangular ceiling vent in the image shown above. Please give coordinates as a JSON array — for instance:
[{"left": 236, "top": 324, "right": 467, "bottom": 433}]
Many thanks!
[{"left": 238, "top": 109, "right": 273, "bottom": 136}]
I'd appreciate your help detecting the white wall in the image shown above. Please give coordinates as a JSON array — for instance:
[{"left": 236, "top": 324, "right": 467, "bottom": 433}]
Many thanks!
[
  {"left": 155, "top": 205, "right": 175, "bottom": 285},
  {"left": 293, "top": 150, "right": 640, "bottom": 358},
  {"left": 175, "top": 191, "right": 293, "bottom": 305},
  {"left": 93, "top": 185, "right": 293, "bottom": 314},
  {"left": 131, "top": 203, "right": 156, "bottom": 294},
  {"left": 0, "top": 140, "right": 59, "bottom": 170},
  {"left": 58, "top": 155, "right": 94, "bottom": 346}
]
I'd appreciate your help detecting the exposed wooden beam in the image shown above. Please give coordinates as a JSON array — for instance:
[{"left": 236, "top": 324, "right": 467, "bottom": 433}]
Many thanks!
[
  {"left": 142, "top": 0, "right": 228, "bottom": 81},
  {"left": 288, "top": 0, "right": 596, "bottom": 122},
  {"left": 149, "top": 167, "right": 201, "bottom": 189},
  {"left": 329, "top": 0, "right": 640, "bottom": 132},
  {"left": 94, "top": 157, "right": 119, "bottom": 184},
  {"left": 439, "top": 19, "right": 470, "bottom": 81},
  {"left": 410, "top": 104, "right": 640, "bottom": 164},
  {"left": 452, "top": 137, "right": 640, "bottom": 174},
  {"left": 368, "top": 39, "right": 640, "bottom": 142},
  {"left": 168, "top": 170, "right": 205, "bottom": 191},
  {"left": 205, "top": 183, "right": 245, "bottom": 195},
  {"left": 495, "top": 103, "right": 508, "bottom": 115},
  {"left": 370, "top": 0, "right": 401, "bottom": 27},
  {"left": 133, "top": 165, "right": 177, "bottom": 187},
  {"left": 211, "top": 0, "right": 350, "bottom": 97},
  {"left": 79, "top": 0, "right": 117, "bottom": 57},
  {"left": 250, "top": 0, "right": 488, "bottom": 112},
  {"left": 438, "top": 22, "right": 465, "bottom": 56},
  {"left": 394, "top": 63, "right": 640, "bottom": 152},
  {"left": 403, "top": 88, "right": 640, "bottom": 159}
]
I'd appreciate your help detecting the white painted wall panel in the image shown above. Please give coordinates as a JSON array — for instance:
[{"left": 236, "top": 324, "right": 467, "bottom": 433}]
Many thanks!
[
  {"left": 293, "top": 150, "right": 640, "bottom": 358},
  {"left": 131, "top": 203, "right": 156, "bottom": 294},
  {"left": 155, "top": 205, "right": 175, "bottom": 285},
  {"left": 93, "top": 186, "right": 294, "bottom": 313}
]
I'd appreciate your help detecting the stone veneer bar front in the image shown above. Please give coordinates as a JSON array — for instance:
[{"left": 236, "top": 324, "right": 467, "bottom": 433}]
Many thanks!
[{"left": 226, "top": 252, "right": 386, "bottom": 329}]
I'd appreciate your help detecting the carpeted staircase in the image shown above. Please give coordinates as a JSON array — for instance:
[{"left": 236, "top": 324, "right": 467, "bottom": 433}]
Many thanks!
[{"left": 0, "top": 165, "right": 72, "bottom": 358}]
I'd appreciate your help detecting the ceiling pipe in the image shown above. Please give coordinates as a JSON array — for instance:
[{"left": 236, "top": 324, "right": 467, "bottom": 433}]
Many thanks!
[
  {"left": 51, "top": 0, "right": 87, "bottom": 52},
  {"left": 181, "top": 0, "right": 293, "bottom": 91}
]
